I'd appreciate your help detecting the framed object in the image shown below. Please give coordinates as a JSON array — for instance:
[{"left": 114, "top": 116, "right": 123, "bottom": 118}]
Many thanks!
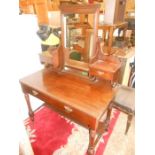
[{"left": 60, "top": 4, "right": 100, "bottom": 72}]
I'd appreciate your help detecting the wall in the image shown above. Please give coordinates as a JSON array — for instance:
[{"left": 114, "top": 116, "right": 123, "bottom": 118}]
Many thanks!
[{"left": 18, "top": 14, "right": 45, "bottom": 155}]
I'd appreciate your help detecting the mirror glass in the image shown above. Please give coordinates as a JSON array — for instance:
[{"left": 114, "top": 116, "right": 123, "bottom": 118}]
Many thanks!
[
  {"left": 64, "top": 13, "right": 94, "bottom": 64},
  {"left": 62, "top": 13, "right": 95, "bottom": 71}
]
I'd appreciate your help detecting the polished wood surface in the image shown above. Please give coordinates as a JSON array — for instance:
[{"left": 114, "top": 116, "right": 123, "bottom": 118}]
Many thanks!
[
  {"left": 60, "top": 3, "right": 101, "bottom": 14},
  {"left": 19, "top": 3, "right": 128, "bottom": 154},
  {"left": 20, "top": 67, "right": 113, "bottom": 120},
  {"left": 89, "top": 41, "right": 121, "bottom": 82},
  {"left": 89, "top": 59, "right": 121, "bottom": 82},
  {"left": 20, "top": 67, "right": 114, "bottom": 155},
  {"left": 60, "top": 4, "right": 100, "bottom": 71}
]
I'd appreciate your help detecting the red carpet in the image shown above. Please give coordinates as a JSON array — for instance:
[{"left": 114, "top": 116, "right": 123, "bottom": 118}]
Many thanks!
[{"left": 24, "top": 105, "right": 120, "bottom": 155}]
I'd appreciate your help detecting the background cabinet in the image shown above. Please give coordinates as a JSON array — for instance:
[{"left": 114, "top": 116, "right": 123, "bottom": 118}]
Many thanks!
[{"left": 104, "top": 0, "right": 127, "bottom": 24}]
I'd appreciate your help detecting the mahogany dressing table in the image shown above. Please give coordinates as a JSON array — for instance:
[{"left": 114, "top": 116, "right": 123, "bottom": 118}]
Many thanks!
[
  {"left": 20, "top": 67, "right": 114, "bottom": 154},
  {"left": 19, "top": 4, "right": 121, "bottom": 154}
]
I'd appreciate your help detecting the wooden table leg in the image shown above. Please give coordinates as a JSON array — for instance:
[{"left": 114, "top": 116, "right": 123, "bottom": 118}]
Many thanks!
[
  {"left": 87, "top": 129, "right": 96, "bottom": 155},
  {"left": 24, "top": 93, "right": 34, "bottom": 121}
]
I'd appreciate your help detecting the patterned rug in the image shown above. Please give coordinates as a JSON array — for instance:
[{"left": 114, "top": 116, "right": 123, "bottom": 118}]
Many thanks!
[{"left": 24, "top": 105, "right": 120, "bottom": 155}]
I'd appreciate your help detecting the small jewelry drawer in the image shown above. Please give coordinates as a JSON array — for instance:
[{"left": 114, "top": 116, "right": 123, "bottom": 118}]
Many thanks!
[{"left": 89, "top": 68, "right": 114, "bottom": 81}]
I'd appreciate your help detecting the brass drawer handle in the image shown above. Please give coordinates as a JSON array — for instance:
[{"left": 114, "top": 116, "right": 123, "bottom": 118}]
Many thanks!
[
  {"left": 98, "top": 71, "right": 104, "bottom": 75},
  {"left": 64, "top": 106, "right": 73, "bottom": 113},
  {"left": 32, "top": 90, "right": 39, "bottom": 96}
]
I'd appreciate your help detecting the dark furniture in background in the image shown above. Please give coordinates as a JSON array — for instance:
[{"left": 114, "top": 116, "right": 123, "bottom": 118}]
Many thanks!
[{"left": 109, "top": 62, "right": 135, "bottom": 134}]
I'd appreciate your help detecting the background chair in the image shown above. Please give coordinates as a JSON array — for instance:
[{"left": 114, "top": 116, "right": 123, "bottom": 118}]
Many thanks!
[{"left": 110, "top": 61, "right": 135, "bottom": 134}]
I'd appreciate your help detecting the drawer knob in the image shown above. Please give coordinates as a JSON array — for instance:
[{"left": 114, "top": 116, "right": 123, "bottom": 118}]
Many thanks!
[
  {"left": 98, "top": 71, "right": 104, "bottom": 75},
  {"left": 32, "top": 90, "right": 39, "bottom": 96},
  {"left": 64, "top": 106, "right": 73, "bottom": 113}
]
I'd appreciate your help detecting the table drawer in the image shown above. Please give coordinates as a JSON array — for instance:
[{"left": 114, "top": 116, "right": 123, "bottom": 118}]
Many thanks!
[
  {"left": 90, "top": 69, "right": 114, "bottom": 81},
  {"left": 21, "top": 84, "right": 96, "bottom": 129},
  {"left": 46, "top": 102, "right": 96, "bottom": 129}
]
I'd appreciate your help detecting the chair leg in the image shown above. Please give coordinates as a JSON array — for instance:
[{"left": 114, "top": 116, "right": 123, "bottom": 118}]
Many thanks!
[
  {"left": 125, "top": 114, "right": 133, "bottom": 134},
  {"left": 104, "top": 102, "right": 113, "bottom": 131}
]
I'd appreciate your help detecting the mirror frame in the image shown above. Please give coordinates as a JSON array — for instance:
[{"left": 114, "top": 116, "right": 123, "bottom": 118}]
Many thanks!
[{"left": 60, "top": 3, "right": 100, "bottom": 71}]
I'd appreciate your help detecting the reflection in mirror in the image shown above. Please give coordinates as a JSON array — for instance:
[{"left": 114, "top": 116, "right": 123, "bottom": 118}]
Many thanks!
[
  {"left": 65, "top": 13, "right": 94, "bottom": 63},
  {"left": 60, "top": 4, "right": 100, "bottom": 72}
]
